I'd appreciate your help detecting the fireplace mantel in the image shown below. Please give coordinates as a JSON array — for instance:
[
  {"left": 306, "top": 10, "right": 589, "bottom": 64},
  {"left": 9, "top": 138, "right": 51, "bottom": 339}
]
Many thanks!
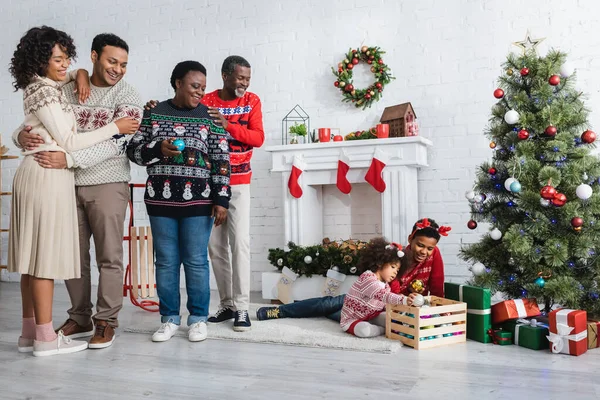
[{"left": 264, "top": 136, "right": 432, "bottom": 246}]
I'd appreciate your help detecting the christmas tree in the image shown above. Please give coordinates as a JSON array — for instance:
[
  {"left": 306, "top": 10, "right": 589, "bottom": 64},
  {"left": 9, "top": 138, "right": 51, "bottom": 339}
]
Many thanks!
[{"left": 460, "top": 43, "right": 600, "bottom": 316}]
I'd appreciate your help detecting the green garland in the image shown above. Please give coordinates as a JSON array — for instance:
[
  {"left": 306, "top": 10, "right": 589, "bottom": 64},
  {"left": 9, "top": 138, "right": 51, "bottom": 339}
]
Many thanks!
[
  {"left": 332, "top": 45, "right": 395, "bottom": 109},
  {"left": 344, "top": 127, "right": 377, "bottom": 141},
  {"left": 267, "top": 238, "right": 368, "bottom": 277}
]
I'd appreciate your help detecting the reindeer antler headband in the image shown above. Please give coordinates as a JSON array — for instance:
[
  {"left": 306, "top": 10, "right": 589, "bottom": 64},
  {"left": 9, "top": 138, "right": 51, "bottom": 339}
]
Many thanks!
[
  {"left": 385, "top": 242, "right": 405, "bottom": 258},
  {"left": 414, "top": 218, "right": 452, "bottom": 237}
]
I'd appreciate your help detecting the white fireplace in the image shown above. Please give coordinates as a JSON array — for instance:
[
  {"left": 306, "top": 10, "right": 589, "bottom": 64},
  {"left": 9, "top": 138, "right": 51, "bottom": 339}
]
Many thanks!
[{"left": 264, "top": 136, "right": 432, "bottom": 246}]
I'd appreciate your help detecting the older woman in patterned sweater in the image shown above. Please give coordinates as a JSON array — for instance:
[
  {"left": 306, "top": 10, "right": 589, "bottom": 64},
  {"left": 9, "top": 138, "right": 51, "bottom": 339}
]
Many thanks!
[{"left": 127, "top": 61, "right": 230, "bottom": 344}]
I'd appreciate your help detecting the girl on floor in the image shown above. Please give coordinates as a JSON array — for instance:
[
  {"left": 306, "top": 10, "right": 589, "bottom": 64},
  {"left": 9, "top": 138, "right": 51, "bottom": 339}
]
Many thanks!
[
  {"left": 340, "top": 237, "right": 418, "bottom": 337},
  {"left": 8, "top": 26, "right": 139, "bottom": 357},
  {"left": 257, "top": 218, "right": 449, "bottom": 321}
]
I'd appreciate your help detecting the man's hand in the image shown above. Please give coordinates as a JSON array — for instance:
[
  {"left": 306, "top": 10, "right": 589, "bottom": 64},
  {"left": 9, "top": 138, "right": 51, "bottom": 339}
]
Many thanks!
[
  {"left": 212, "top": 205, "right": 227, "bottom": 227},
  {"left": 207, "top": 107, "right": 229, "bottom": 130},
  {"left": 144, "top": 100, "right": 159, "bottom": 110},
  {"left": 74, "top": 69, "right": 91, "bottom": 104},
  {"left": 18, "top": 126, "right": 45, "bottom": 151},
  {"left": 160, "top": 138, "right": 181, "bottom": 157},
  {"left": 33, "top": 151, "right": 67, "bottom": 169}
]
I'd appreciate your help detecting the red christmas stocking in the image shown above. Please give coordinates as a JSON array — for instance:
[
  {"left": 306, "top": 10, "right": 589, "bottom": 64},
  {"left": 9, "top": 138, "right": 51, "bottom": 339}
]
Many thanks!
[
  {"left": 337, "top": 151, "right": 352, "bottom": 194},
  {"left": 365, "top": 149, "right": 389, "bottom": 193},
  {"left": 288, "top": 156, "right": 306, "bottom": 198}
]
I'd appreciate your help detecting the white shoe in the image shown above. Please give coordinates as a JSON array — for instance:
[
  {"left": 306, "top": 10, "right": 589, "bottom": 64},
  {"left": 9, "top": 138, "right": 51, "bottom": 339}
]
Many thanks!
[
  {"left": 188, "top": 321, "right": 208, "bottom": 342},
  {"left": 32, "top": 331, "right": 88, "bottom": 357},
  {"left": 152, "top": 322, "right": 179, "bottom": 342}
]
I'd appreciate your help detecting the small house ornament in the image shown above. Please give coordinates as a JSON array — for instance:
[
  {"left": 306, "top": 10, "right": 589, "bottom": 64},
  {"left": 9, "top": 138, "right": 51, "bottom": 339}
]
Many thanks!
[{"left": 379, "top": 102, "right": 418, "bottom": 137}]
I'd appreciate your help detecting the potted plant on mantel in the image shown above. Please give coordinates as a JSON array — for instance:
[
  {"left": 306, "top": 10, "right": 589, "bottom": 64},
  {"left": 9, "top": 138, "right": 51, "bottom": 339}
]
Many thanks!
[{"left": 289, "top": 123, "right": 308, "bottom": 144}]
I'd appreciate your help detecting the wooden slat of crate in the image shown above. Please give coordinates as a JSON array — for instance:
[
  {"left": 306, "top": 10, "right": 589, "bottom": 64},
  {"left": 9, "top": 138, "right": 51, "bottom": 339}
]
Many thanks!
[
  {"left": 388, "top": 310, "right": 466, "bottom": 327},
  {"left": 417, "top": 323, "right": 466, "bottom": 337},
  {"left": 416, "top": 333, "right": 466, "bottom": 350}
]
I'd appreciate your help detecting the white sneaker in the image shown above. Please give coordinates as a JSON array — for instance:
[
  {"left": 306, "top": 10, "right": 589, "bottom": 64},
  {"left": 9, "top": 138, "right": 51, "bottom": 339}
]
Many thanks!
[
  {"left": 32, "top": 331, "right": 88, "bottom": 357},
  {"left": 188, "top": 321, "right": 208, "bottom": 342},
  {"left": 152, "top": 322, "right": 179, "bottom": 342}
]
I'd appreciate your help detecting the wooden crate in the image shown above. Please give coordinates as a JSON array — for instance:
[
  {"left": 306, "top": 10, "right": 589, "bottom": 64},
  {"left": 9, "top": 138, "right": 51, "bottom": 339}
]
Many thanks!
[{"left": 386, "top": 296, "right": 467, "bottom": 350}]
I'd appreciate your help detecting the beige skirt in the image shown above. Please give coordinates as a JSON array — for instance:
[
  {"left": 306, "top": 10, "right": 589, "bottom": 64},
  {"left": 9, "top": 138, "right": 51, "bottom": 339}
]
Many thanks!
[{"left": 8, "top": 155, "right": 80, "bottom": 280}]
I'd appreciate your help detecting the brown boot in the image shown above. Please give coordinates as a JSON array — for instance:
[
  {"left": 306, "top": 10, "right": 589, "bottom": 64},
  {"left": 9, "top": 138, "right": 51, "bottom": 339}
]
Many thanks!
[
  {"left": 88, "top": 320, "right": 115, "bottom": 349},
  {"left": 55, "top": 319, "right": 94, "bottom": 339}
]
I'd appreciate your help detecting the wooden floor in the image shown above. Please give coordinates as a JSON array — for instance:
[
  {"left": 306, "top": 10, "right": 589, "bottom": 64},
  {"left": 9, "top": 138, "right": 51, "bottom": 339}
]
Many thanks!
[{"left": 0, "top": 282, "right": 597, "bottom": 400}]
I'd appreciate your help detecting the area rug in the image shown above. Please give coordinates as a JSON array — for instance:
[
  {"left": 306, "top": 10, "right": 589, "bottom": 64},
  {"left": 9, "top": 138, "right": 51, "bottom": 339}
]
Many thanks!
[{"left": 123, "top": 304, "right": 403, "bottom": 354}]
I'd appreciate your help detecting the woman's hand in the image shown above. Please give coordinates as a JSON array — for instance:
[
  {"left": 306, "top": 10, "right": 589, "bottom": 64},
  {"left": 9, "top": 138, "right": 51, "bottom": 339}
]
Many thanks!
[
  {"left": 114, "top": 117, "right": 140, "bottom": 134},
  {"left": 160, "top": 138, "right": 181, "bottom": 157},
  {"left": 74, "top": 69, "right": 91, "bottom": 104},
  {"left": 144, "top": 99, "right": 159, "bottom": 110},
  {"left": 212, "top": 205, "right": 227, "bottom": 227}
]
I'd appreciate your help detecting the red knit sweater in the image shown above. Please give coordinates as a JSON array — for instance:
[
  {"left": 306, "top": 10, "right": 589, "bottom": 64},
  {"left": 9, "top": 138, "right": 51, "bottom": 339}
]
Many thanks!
[
  {"left": 390, "top": 246, "right": 444, "bottom": 297},
  {"left": 340, "top": 271, "right": 407, "bottom": 331},
  {"left": 201, "top": 90, "right": 264, "bottom": 185}
]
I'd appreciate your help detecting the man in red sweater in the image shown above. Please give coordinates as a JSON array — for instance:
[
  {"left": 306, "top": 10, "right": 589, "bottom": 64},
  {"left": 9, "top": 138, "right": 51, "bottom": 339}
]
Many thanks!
[{"left": 205, "top": 56, "right": 264, "bottom": 331}]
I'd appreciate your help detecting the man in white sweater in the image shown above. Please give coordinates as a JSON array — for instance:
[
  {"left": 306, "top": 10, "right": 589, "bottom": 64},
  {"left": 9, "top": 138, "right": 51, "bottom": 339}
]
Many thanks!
[{"left": 14, "top": 33, "right": 143, "bottom": 349}]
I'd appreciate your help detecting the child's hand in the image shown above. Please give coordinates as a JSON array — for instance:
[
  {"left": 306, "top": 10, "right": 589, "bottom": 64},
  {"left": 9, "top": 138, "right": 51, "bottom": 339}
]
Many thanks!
[{"left": 407, "top": 293, "right": 420, "bottom": 306}]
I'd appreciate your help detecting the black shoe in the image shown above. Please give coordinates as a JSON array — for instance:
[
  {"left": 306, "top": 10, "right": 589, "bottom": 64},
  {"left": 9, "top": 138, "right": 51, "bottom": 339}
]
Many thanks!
[
  {"left": 256, "top": 306, "right": 281, "bottom": 321},
  {"left": 207, "top": 307, "right": 235, "bottom": 324},
  {"left": 233, "top": 310, "right": 252, "bottom": 332}
]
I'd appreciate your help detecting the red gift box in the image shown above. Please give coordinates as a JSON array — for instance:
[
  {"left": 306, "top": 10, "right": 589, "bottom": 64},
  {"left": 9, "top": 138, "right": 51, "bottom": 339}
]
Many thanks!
[
  {"left": 491, "top": 299, "right": 541, "bottom": 324},
  {"left": 547, "top": 308, "right": 587, "bottom": 356}
]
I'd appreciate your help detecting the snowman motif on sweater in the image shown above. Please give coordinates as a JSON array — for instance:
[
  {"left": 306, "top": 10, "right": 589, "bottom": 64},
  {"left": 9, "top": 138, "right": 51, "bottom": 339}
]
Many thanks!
[
  {"left": 162, "top": 180, "right": 172, "bottom": 199},
  {"left": 147, "top": 181, "right": 156, "bottom": 198},
  {"left": 201, "top": 183, "right": 211, "bottom": 198},
  {"left": 152, "top": 122, "right": 160, "bottom": 135},
  {"left": 173, "top": 123, "right": 186, "bottom": 135},
  {"left": 183, "top": 181, "right": 193, "bottom": 200},
  {"left": 218, "top": 186, "right": 228, "bottom": 197},
  {"left": 219, "top": 138, "right": 229, "bottom": 152}
]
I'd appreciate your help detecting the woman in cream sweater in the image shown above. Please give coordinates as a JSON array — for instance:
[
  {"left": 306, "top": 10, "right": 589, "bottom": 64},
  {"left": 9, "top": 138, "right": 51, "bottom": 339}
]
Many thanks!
[{"left": 8, "top": 26, "right": 138, "bottom": 357}]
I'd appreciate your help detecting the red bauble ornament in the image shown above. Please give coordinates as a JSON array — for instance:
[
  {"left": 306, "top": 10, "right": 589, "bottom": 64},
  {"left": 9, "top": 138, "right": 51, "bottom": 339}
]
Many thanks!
[
  {"left": 375, "top": 82, "right": 383, "bottom": 89},
  {"left": 334, "top": 81, "right": 339, "bottom": 87},
  {"left": 518, "top": 129, "right": 530, "bottom": 140},
  {"left": 352, "top": 49, "right": 357, "bottom": 53},
  {"left": 467, "top": 220, "right": 478, "bottom": 230},
  {"left": 347, "top": 64, "right": 354, "bottom": 70},
  {"left": 520, "top": 67, "right": 530, "bottom": 76},
  {"left": 346, "top": 84, "right": 354, "bottom": 92},
  {"left": 552, "top": 193, "right": 567, "bottom": 207},
  {"left": 581, "top": 130, "right": 596, "bottom": 144},
  {"left": 548, "top": 75, "right": 561, "bottom": 86},
  {"left": 333, "top": 135, "right": 344, "bottom": 142},
  {"left": 571, "top": 217, "right": 584, "bottom": 228},
  {"left": 493, "top": 88, "right": 505, "bottom": 99},
  {"left": 352, "top": 58, "right": 359, "bottom": 65},
  {"left": 338, "top": 68, "right": 343, "bottom": 73},
  {"left": 540, "top": 185, "right": 557, "bottom": 199},
  {"left": 378, "top": 59, "right": 384, "bottom": 64},
  {"left": 367, "top": 60, "right": 372, "bottom": 64},
  {"left": 545, "top": 125, "right": 557, "bottom": 136},
  {"left": 365, "top": 93, "right": 371, "bottom": 99},
  {"left": 488, "top": 167, "right": 497, "bottom": 175}
]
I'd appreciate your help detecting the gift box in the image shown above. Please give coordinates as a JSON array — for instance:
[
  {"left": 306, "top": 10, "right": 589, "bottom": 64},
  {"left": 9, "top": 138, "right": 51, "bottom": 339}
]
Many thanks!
[
  {"left": 587, "top": 319, "right": 599, "bottom": 349},
  {"left": 444, "top": 283, "right": 491, "bottom": 343},
  {"left": 547, "top": 308, "right": 587, "bottom": 356},
  {"left": 488, "top": 328, "right": 512, "bottom": 345},
  {"left": 491, "top": 298, "right": 540, "bottom": 324},
  {"left": 501, "top": 317, "right": 549, "bottom": 350}
]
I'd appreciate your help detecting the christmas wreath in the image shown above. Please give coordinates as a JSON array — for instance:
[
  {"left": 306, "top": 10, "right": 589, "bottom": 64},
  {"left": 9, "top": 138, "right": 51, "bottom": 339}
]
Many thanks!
[{"left": 332, "top": 45, "right": 395, "bottom": 109}]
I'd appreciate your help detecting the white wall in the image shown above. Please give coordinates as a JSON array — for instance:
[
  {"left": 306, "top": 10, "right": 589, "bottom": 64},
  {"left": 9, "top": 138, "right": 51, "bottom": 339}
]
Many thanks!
[{"left": 1, "top": 0, "right": 600, "bottom": 288}]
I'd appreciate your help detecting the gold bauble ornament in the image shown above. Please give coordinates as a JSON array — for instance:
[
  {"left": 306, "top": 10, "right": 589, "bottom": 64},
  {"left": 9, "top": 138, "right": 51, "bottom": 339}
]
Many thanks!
[
  {"left": 490, "top": 141, "right": 497, "bottom": 149},
  {"left": 574, "top": 226, "right": 582, "bottom": 232},
  {"left": 410, "top": 279, "right": 425, "bottom": 294},
  {"left": 506, "top": 68, "right": 514, "bottom": 76}
]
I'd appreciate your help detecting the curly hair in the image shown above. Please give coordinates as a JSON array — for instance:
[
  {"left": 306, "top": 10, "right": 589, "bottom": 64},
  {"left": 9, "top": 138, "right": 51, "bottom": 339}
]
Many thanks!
[
  {"left": 9, "top": 26, "right": 77, "bottom": 91},
  {"left": 355, "top": 237, "right": 402, "bottom": 273},
  {"left": 221, "top": 55, "right": 251, "bottom": 76},
  {"left": 410, "top": 218, "right": 441, "bottom": 242}
]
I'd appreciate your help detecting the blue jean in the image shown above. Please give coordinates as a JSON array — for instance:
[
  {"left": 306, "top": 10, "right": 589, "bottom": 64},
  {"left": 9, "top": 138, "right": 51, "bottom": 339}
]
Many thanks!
[
  {"left": 149, "top": 215, "right": 213, "bottom": 326},
  {"left": 278, "top": 295, "right": 346, "bottom": 322}
]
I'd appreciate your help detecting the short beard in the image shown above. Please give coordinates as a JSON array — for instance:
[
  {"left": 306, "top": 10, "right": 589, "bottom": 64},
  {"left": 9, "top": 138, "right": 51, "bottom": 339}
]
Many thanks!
[{"left": 234, "top": 88, "right": 246, "bottom": 98}]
